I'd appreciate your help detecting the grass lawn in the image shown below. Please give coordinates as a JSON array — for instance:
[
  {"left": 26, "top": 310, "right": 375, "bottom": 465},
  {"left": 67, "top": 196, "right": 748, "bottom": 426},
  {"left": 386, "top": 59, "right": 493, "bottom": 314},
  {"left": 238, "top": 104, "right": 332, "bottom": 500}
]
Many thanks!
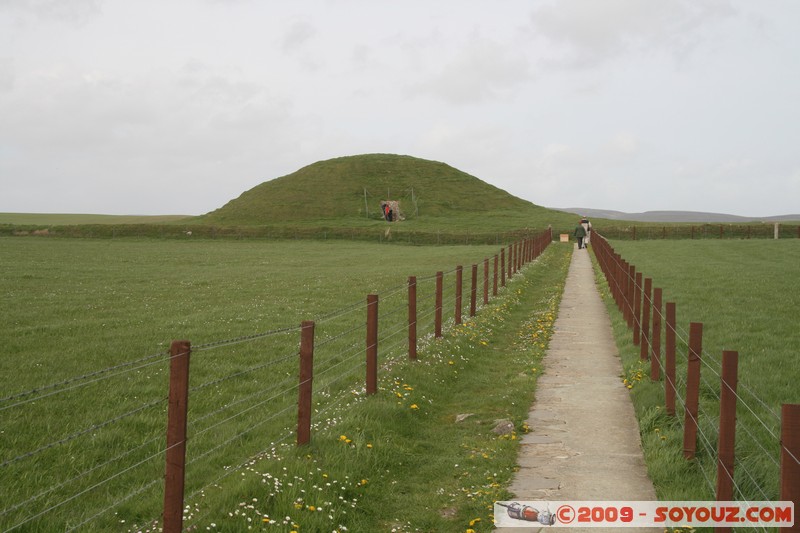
[{"left": 0, "top": 236, "right": 569, "bottom": 532}]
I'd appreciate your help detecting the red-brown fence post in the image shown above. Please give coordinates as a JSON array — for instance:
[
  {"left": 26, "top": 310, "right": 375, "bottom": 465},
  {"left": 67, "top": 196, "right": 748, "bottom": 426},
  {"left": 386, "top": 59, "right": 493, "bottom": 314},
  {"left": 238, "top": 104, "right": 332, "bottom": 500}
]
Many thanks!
[
  {"left": 455, "top": 266, "right": 463, "bottom": 325},
  {"left": 434, "top": 271, "right": 443, "bottom": 338},
  {"left": 483, "top": 258, "right": 489, "bottom": 305},
  {"left": 640, "top": 278, "right": 652, "bottom": 360},
  {"left": 683, "top": 322, "right": 703, "bottom": 459},
  {"left": 625, "top": 265, "right": 635, "bottom": 328},
  {"left": 780, "top": 403, "right": 800, "bottom": 528},
  {"left": 650, "top": 288, "right": 662, "bottom": 381},
  {"left": 470, "top": 264, "right": 478, "bottom": 317},
  {"left": 665, "top": 302, "right": 677, "bottom": 416},
  {"left": 633, "top": 272, "right": 643, "bottom": 346},
  {"left": 500, "top": 248, "right": 506, "bottom": 287},
  {"left": 164, "top": 340, "right": 191, "bottom": 533},
  {"left": 408, "top": 277, "right": 417, "bottom": 360},
  {"left": 366, "top": 294, "right": 378, "bottom": 394},
  {"left": 493, "top": 255, "right": 499, "bottom": 296},
  {"left": 297, "top": 321, "right": 315, "bottom": 446},
  {"left": 508, "top": 244, "right": 513, "bottom": 278},
  {"left": 716, "top": 350, "right": 738, "bottom": 510}
]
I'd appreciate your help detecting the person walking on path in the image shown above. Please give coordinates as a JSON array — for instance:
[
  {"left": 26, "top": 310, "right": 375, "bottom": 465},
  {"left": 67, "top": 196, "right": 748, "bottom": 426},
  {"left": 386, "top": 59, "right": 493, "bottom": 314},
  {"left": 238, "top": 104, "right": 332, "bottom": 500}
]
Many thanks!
[
  {"left": 495, "top": 246, "right": 658, "bottom": 532},
  {"left": 573, "top": 220, "right": 587, "bottom": 249},
  {"left": 580, "top": 216, "right": 592, "bottom": 247}
]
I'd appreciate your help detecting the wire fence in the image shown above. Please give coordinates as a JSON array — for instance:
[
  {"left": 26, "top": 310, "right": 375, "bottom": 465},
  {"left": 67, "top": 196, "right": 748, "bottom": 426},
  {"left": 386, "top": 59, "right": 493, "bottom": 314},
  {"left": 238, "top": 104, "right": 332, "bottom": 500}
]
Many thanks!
[
  {"left": 593, "top": 223, "right": 800, "bottom": 241},
  {"left": 0, "top": 230, "right": 553, "bottom": 532},
  {"left": 592, "top": 231, "right": 799, "bottom": 526}
]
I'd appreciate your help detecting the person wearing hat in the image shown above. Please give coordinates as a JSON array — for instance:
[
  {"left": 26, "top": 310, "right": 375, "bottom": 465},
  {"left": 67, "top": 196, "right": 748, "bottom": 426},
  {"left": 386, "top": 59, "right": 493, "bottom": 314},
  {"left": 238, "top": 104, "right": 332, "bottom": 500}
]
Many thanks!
[{"left": 574, "top": 219, "right": 587, "bottom": 249}]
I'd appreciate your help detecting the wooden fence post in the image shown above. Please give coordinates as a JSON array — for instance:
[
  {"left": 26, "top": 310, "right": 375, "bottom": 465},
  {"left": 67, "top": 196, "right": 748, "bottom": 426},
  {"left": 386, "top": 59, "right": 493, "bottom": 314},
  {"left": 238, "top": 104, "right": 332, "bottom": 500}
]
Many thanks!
[
  {"left": 408, "top": 277, "right": 417, "bottom": 360},
  {"left": 455, "top": 266, "right": 463, "bottom": 325},
  {"left": 625, "top": 265, "right": 635, "bottom": 328},
  {"left": 297, "top": 321, "right": 315, "bottom": 446},
  {"left": 470, "top": 264, "right": 478, "bottom": 317},
  {"left": 163, "top": 340, "right": 191, "bottom": 533},
  {"left": 500, "top": 248, "right": 506, "bottom": 287},
  {"left": 493, "top": 255, "right": 498, "bottom": 296},
  {"left": 633, "top": 272, "right": 643, "bottom": 346},
  {"left": 716, "top": 350, "right": 738, "bottom": 508},
  {"left": 366, "top": 294, "right": 378, "bottom": 395},
  {"left": 508, "top": 244, "right": 513, "bottom": 278},
  {"left": 640, "top": 278, "right": 652, "bottom": 360},
  {"left": 665, "top": 302, "right": 677, "bottom": 416},
  {"left": 683, "top": 322, "right": 703, "bottom": 459},
  {"left": 483, "top": 258, "right": 489, "bottom": 305},
  {"left": 650, "top": 288, "right": 662, "bottom": 381},
  {"left": 434, "top": 272, "right": 443, "bottom": 338},
  {"left": 780, "top": 404, "right": 800, "bottom": 529}
]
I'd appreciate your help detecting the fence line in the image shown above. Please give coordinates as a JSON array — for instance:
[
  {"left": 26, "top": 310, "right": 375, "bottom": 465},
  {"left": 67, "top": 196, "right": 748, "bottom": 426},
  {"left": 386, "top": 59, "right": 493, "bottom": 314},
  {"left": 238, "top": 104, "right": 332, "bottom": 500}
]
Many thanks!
[
  {"left": 592, "top": 232, "right": 799, "bottom": 516},
  {"left": 0, "top": 229, "right": 553, "bottom": 532},
  {"left": 594, "top": 223, "right": 800, "bottom": 241}
]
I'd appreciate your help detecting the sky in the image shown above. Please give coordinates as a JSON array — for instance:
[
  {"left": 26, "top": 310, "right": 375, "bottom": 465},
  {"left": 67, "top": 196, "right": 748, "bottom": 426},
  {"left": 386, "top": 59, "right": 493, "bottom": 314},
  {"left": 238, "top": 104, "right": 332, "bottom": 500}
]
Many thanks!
[{"left": 1, "top": 0, "right": 798, "bottom": 217}]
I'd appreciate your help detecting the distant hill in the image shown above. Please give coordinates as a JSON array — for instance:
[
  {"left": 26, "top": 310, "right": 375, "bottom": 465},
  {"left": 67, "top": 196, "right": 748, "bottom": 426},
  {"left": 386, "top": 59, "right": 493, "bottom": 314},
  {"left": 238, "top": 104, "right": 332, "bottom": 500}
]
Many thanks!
[
  {"left": 200, "top": 153, "right": 572, "bottom": 229},
  {"left": 555, "top": 208, "right": 800, "bottom": 224}
]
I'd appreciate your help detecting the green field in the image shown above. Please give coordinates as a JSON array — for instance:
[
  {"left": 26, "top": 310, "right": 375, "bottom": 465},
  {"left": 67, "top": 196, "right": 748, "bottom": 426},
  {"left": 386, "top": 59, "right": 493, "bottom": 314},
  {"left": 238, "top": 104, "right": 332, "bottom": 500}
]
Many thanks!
[
  {"left": 4, "top": 233, "right": 796, "bottom": 531},
  {"left": 0, "top": 236, "right": 567, "bottom": 532},
  {"left": 0, "top": 213, "right": 191, "bottom": 225},
  {"left": 593, "top": 238, "right": 800, "bottom": 506}
]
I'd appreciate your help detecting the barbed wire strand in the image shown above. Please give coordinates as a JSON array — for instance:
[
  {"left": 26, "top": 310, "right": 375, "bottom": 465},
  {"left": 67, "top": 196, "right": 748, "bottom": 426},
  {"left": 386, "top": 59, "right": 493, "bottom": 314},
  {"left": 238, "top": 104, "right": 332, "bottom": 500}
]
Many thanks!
[
  {"left": 193, "top": 325, "right": 298, "bottom": 352},
  {"left": 190, "top": 348, "right": 298, "bottom": 393},
  {"left": 188, "top": 374, "right": 297, "bottom": 431},
  {"left": 183, "top": 426, "right": 296, "bottom": 515},
  {"left": 0, "top": 351, "right": 166, "bottom": 406},
  {"left": 186, "top": 402, "right": 297, "bottom": 469},
  {"left": 64, "top": 477, "right": 162, "bottom": 533},
  {"left": 6, "top": 441, "right": 175, "bottom": 533},
  {"left": 0, "top": 431, "right": 163, "bottom": 519},
  {"left": 1, "top": 397, "right": 165, "bottom": 469},
  {"left": 314, "top": 298, "right": 366, "bottom": 325},
  {"left": 190, "top": 382, "right": 300, "bottom": 441},
  {"left": 0, "top": 355, "right": 168, "bottom": 412}
]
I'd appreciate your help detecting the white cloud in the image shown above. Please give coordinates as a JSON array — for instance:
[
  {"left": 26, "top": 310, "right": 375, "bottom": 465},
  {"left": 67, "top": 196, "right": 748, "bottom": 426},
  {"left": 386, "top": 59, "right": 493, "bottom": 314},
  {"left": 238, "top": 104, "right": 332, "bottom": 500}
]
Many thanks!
[
  {"left": 282, "top": 20, "right": 317, "bottom": 52},
  {"left": 410, "top": 33, "right": 532, "bottom": 105},
  {"left": 0, "top": 0, "right": 798, "bottom": 216},
  {"left": 529, "top": 0, "right": 737, "bottom": 67},
  {"left": 0, "top": 57, "right": 14, "bottom": 91},
  {"left": 1, "top": 0, "right": 102, "bottom": 24}
]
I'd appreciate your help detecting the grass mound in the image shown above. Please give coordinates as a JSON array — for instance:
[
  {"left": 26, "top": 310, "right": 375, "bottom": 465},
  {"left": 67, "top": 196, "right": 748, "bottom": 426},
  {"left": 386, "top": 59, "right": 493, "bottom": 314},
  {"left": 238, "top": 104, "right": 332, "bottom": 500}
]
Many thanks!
[{"left": 199, "top": 153, "right": 571, "bottom": 230}]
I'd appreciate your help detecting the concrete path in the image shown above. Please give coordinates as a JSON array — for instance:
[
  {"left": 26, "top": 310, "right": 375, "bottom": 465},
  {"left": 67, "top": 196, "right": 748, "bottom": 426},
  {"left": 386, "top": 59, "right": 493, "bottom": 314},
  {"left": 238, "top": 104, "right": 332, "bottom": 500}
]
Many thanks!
[{"left": 495, "top": 246, "right": 659, "bottom": 532}]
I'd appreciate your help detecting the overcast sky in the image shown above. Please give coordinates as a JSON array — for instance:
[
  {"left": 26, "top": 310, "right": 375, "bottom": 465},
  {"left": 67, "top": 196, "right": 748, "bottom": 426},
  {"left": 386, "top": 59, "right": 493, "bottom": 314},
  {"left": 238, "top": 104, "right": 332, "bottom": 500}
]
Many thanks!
[{"left": 1, "top": 0, "right": 798, "bottom": 217}]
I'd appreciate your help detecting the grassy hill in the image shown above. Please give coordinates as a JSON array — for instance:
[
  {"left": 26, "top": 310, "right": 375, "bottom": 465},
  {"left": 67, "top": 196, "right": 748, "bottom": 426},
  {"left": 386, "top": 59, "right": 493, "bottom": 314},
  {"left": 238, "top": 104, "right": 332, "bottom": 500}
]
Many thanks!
[{"left": 198, "top": 153, "right": 576, "bottom": 231}]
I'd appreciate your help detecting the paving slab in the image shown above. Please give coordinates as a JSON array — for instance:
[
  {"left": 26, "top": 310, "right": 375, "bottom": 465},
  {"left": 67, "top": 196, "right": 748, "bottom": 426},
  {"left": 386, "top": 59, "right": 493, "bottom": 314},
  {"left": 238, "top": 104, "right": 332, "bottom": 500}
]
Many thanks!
[{"left": 495, "top": 246, "right": 659, "bottom": 532}]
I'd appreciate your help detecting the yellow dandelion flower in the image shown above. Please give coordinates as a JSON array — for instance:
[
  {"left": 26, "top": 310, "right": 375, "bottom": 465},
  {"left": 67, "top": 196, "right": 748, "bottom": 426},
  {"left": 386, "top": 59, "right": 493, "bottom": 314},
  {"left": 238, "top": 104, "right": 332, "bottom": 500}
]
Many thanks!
[
  {"left": 366, "top": 443, "right": 373, "bottom": 448},
  {"left": 308, "top": 505, "right": 316, "bottom": 511},
  {"left": 410, "top": 404, "right": 419, "bottom": 410},
  {"left": 469, "top": 517, "right": 482, "bottom": 526},
  {"left": 339, "top": 435, "right": 348, "bottom": 441},
  {"left": 448, "top": 360, "right": 455, "bottom": 365}
]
